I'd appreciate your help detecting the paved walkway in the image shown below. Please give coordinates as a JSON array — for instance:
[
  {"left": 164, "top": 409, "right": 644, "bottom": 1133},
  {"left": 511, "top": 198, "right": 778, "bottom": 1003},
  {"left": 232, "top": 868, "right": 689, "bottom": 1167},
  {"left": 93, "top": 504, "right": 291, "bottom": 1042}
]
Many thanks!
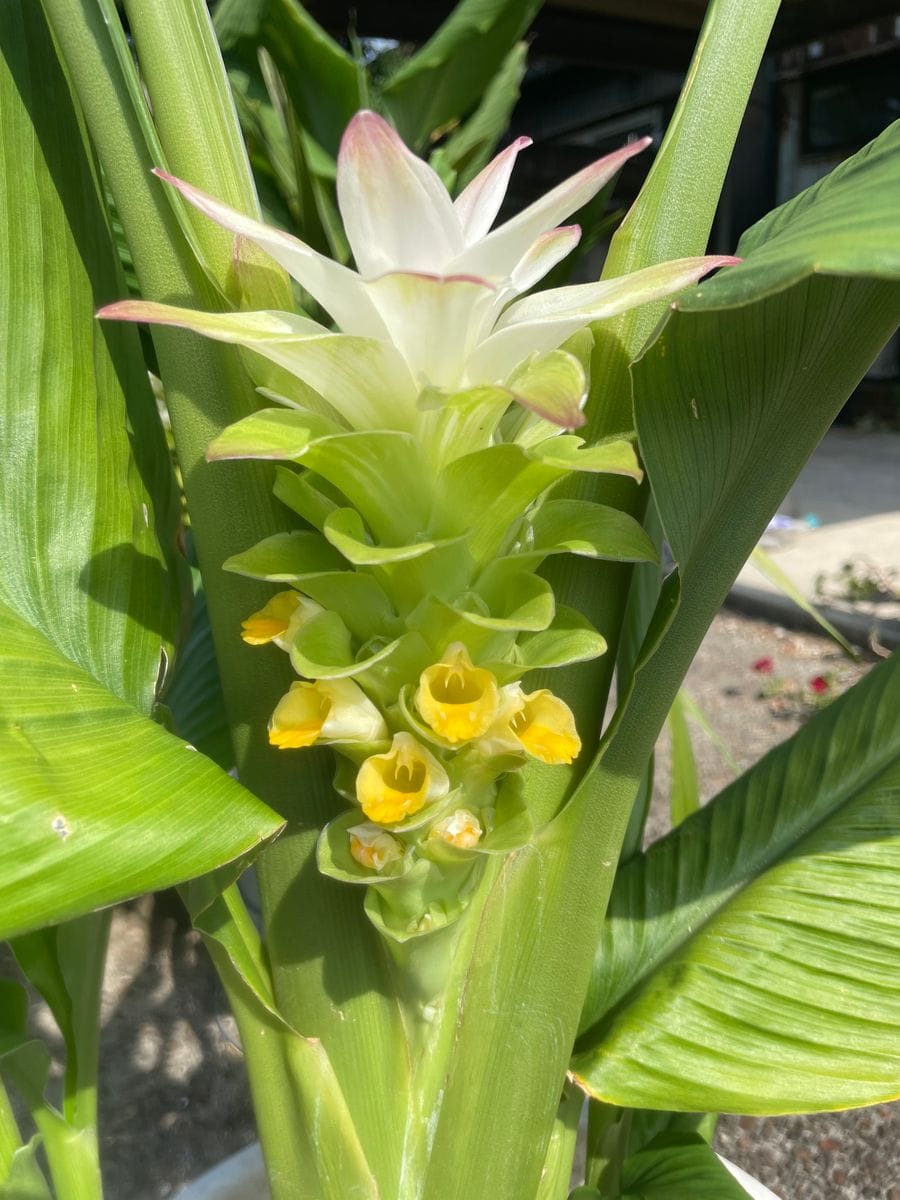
[{"left": 730, "top": 429, "right": 900, "bottom": 649}]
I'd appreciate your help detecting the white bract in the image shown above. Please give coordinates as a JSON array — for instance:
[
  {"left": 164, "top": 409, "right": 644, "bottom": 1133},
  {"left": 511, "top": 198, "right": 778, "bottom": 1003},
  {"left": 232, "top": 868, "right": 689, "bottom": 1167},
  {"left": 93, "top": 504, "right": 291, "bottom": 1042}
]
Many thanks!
[{"left": 101, "top": 111, "right": 736, "bottom": 434}]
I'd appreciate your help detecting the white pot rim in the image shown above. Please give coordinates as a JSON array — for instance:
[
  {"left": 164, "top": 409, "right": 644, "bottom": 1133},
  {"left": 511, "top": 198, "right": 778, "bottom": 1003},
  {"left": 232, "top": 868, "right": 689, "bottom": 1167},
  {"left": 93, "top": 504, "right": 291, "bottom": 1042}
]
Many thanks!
[
  {"left": 177, "top": 1144, "right": 782, "bottom": 1200},
  {"left": 176, "top": 1143, "right": 266, "bottom": 1199},
  {"left": 718, "top": 1153, "right": 783, "bottom": 1199}
]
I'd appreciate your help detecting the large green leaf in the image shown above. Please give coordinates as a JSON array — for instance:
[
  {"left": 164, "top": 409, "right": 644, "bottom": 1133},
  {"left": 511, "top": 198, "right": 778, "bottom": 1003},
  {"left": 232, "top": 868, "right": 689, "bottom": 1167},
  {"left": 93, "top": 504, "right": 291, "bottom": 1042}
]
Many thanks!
[
  {"left": 618, "top": 1134, "right": 752, "bottom": 1200},
  {"left": 0, "top": 0, "right": 178, "bottom": 714},
  {"left": 0, "top": 3, "right": 283, "bottom": 939},
  {"left": 680, "top": 123, "right": 900, "bottom": 309},
  {"left": 381, "top": 0, "right": 543, "bottom": 150},
  {"left": 0, "top": 605, "right": 283, "bottom": 941},
  {"left": 573, "top": 651, "right": 900, "bottom": 1113}
]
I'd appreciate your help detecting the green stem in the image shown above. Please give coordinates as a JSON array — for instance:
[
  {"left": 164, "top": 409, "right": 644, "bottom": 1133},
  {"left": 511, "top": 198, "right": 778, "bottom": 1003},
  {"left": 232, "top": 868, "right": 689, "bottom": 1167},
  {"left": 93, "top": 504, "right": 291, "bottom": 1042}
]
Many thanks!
[
  {"left": 121, "top": 0, "right": 265, "bottom": 294},
  {"left": 202, "top": 937, "right": 311, "bottom": 1200},
  {"left": 0, "top": 1078, "right": 22, "bottom": 1179},
  {"left": 536, "top": 1083, "right": 584, "bottom": 1200},
  {"left": 61, "top": 911, "right": 111, "bottom": 1134},
  {"left": 36, "top": 1112, "right": 102, "bottom": 1200},
  {"left": 585, "top": 1104, "right": 632, "bottom": 1195}
]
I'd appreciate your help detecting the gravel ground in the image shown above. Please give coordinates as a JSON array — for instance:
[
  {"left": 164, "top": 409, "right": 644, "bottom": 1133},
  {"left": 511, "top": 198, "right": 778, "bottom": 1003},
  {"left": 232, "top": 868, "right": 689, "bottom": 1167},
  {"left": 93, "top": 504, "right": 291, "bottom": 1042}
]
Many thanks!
[{"left": 2, "top": 610, "right": 896, "bottom": 1198}]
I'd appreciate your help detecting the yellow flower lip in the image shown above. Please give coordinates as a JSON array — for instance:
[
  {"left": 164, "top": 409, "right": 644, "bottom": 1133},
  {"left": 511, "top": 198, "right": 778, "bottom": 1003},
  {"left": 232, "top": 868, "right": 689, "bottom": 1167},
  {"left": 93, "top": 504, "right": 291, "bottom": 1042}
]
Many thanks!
[
  {"left": 348, "top": 823, "right": 404, "bottom": 872},
  {"left": 416, "top": 643, "right": 499, "bottom": 744},
  {"left": 242, "top": 590, "right": 322, "bottom": 650},
  {"left": 508, "top": 689, "right": 581, "bottom": 765},
  {"left": 481, "top": 685, "right": 581, "bottom": 765},
  {"left": 356, "top": 732, "right": 449, "bottom": 825},
  {"left": 269, "top": 678, "right": 388, "bottom": 750},
  {"left": 241, "top": 590, "right": 301, "bottom": 645},
  {"left": 428, "top": 808, "right": 483, "bottom": 849},
  {"left": 269, "top": 682, "right": 329, "bottom": 749}
]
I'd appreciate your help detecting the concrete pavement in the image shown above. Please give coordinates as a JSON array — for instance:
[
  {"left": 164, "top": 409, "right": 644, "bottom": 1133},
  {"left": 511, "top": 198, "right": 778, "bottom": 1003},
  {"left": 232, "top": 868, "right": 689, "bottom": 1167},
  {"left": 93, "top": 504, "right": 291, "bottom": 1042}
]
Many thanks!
[{"left": 729, "top": 428, "right": 900, "bottom": 649}]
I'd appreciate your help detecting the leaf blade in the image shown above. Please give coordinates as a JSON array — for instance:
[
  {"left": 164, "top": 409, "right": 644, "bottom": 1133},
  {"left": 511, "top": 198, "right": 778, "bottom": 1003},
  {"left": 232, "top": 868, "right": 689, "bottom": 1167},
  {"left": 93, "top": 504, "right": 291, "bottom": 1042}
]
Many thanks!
[{"left": 574, "top": 652, "right": 900, "bottom": 1114}]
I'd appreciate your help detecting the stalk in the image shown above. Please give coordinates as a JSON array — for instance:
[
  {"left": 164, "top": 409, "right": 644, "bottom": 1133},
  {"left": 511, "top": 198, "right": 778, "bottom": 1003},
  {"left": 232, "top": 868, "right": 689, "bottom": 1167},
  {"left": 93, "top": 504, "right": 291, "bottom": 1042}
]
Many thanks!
[
  {"left": 60, "top": 911, "right": 111, "bottom": 1135},
  {"left": 36, "top": 1116, "right": 103, "bottom": 1200},
  {"left": 421, "top": 6, "right": 781, "bottom": 1198},
  {"left": 37, "top": 0, "right": 345, "bottom": 1190},
  {"left": 0, "top": 1078, "right": 21, "bottom": 1179}
]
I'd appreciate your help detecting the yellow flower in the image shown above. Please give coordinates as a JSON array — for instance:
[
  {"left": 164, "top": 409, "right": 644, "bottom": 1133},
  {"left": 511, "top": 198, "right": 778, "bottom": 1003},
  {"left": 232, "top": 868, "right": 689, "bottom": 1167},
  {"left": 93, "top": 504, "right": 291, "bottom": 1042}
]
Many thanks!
[
  {"left": 486, "top": 685, "right": 581, "bottom": 765},
  {"left": 416, "top": 643, "right": 500, "bottom": 743},
  {"left": 356, "top": 732, "right": 449, "bottom": 825},
  {"left": 348, "top": 823, "right": 404, "bottom": 872},
  {"left": 269, "top": 678, "right": 387, "bottom": 750},
  {"left": 427, "top": 808, "right": 483, "bottom": 849},
  {"left": 241, "top": 590, "right": 321, "bottom": 649}
]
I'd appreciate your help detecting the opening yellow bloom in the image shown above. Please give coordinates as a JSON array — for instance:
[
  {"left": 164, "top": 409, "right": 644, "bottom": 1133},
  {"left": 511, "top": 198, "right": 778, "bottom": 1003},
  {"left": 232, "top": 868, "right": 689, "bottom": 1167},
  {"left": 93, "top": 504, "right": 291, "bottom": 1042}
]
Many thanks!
[
  {"left": 356, "top": 732, "right": 449, "bottom": 825},
  {"left": 241, "top": 590, "right": 321, "bottom": 650},
  {"left": 241, "top": 590, "right": 300, "bottom": 644},
  {"left": 428, "top": 808, "right": 483, "bottom": 849},
  {"left": 416, "top": 643, "right": 499, "bottom": 743},
  {"left": 269, "top": 678, "right": 387, "bottom": 750},
  {"left": 507, "top": 689, "right": 581, "bottom": 765},
  {"left": 348, "top": 823, "right": 404, "bottom": 872}
]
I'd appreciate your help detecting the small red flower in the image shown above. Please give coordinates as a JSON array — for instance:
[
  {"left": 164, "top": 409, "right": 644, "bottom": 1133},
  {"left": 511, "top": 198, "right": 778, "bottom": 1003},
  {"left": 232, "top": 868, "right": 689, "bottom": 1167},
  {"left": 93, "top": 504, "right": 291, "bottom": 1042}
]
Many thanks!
[
  {"left": 809, "top": 675, "right": 829, "bottom": 694},
  {"left": 752, "top": 657, "right": 775, "bottom": 673}
]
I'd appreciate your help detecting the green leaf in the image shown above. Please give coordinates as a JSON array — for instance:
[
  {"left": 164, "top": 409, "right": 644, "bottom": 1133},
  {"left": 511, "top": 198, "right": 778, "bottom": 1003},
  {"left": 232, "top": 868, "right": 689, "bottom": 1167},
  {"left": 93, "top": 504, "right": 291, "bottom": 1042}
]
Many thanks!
[
  {"left": 748, "top": 546, "right": 857, "bottom": 660},
  {"left": 180, "top": 880, "right": 380, "bottom": 1199},
  {"left": 273, "top": 466, "right": 340, "bottom": 530},
  {"left": 293, "top": 572, "right": 400, "bottom": 643},
  {"left": 207, "top": 406, "right": 344, "bottom": 458},
  {"left": 324, "top": 508, "right": 465, "bottom": 567},
  {"left": 0, "top": 604, "right": 284, "bottom": 941},
  {"left": 508, "top": 349, "right": 587, "bottom": 430},
  {"left": 0, "top": 0, "right": 178, "bottom": 716},
  {"left": 576, "top": 124, "right": 900, "bottom": 826},
  {"left": 681, "top": 122, "right": 900, "bottom": 310},
  {"left": 165, "top": 577, "right": 233, "bottom": 770},
  {"left": 214, "top": 0, "right": 360, "bottom": 160},
  {"left": 434, "top": 438, "right": 639, "bottom": 564},
  {"left": 2, "top": 1137, "right": 53, "bottom": 1199},
  {"left": 531, "top": 500, "right": 658, "bottom": 563},
  {"left": 516, "top": 606, "right": 608, "bottom": 672},
  {"left": 531, "top": 435, "right": 643, "bottom": 479},
  {"left": 224, "top": 530, "right": 347, "bottom": 580},
  {"left": 9, "top": 911, "right": 109, "bottom": 1131},
  {"left": 667, "top": 691, "right": 699, "bottom": 827},
  {"left": 0, "top": 3, "right": 275, "bottom": 948},
  {"left": 381, "top": 0, "right": 542, "bottom": 150},
  {"left": 431, "top": 40, "right": 528, "bottom": 190},
  {"left": 573, "top": 651, "right": 900, "bottom": 1114},
  {"left": 618, "top": 1133, "right": 752, "bottom": 1199}
]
